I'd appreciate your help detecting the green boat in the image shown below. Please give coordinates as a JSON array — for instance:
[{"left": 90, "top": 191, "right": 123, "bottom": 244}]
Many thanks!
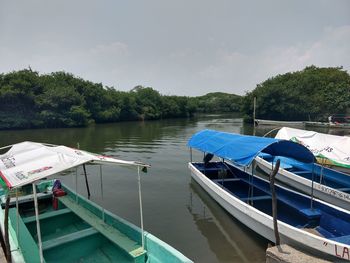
[{"left": 0, "top": 141, "right": 192, "bottom": 263}]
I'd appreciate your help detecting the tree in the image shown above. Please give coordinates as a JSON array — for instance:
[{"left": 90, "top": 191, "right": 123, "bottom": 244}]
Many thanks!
[{"left": 242, "top": 66, "right": 350, "bottom": 122}]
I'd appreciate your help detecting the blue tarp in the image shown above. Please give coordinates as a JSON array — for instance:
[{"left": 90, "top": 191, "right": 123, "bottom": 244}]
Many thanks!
[{"left": 188, "top": 129, "right": 315, "bottom": 167}]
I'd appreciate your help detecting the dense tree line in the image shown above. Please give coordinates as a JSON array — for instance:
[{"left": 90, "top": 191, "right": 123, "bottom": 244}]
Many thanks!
[
  {"left": 241, "top": 66, "right": 350, "bottom": 122},
  {"left": 0, "top": 69, "right": 242, "bottom": 129}
]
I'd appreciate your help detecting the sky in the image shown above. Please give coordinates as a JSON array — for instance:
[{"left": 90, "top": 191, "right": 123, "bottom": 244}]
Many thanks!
[{"left": 1, "top": 0, "right": 350, "bottom": 96}]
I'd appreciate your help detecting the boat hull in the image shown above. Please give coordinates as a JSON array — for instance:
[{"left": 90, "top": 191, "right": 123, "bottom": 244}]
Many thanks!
[
  {"left": 0, "top": 182, "right": 193, "bottom": 263},
  {"left": 255, "top": 156, "right": 350, "bottom": 211},
  {"left": 188, "top": 162, "right": 350, "bottom": 261},
  {"left": 255, "top": 119, "right": 305, "bottom": 127}
]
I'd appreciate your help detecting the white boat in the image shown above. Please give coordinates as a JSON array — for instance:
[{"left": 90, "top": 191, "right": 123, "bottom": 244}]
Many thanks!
[
  {"left": 188, "top": 129, "right": 350, "bottom": 261},
  {"left": 305, "top": 121, "right": 350, "bottom": 129},
  {"left": 276, "top": 127, "right": 350, "bottom": 174},
  {"left": 255, "top": 119, "right": 305, "bottom": 128},
  {"left": 255, "top": 154, "right": 350, "bottom": 210}
]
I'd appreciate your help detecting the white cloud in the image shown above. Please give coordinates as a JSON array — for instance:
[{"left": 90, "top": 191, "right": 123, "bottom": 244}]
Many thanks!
[{"left": 195, "top": 25, "right": 350, "bottom": 95}]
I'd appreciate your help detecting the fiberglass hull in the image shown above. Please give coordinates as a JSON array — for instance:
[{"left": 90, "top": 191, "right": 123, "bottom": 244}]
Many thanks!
[{"left": 188, "top": 161, "right": 350, "bottom": 261}]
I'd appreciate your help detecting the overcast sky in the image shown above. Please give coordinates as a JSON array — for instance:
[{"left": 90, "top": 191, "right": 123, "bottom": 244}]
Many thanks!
[{"left": 1, "top": 1, "right": 349, "bottom": 96}]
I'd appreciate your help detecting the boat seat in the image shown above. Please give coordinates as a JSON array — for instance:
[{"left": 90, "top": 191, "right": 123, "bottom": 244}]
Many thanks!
[
  {"left": 239, "top": 177, "right": 321, "bottom": 221},
  {"left": 22, "top": 208, "right": 72, "bottom": 224},
  {"left": 240, "top": 195, "right": 271, "bottom": 201},
  {"left": 59, "top": 195, "right": 146, "bottom": 262},
  {"left": 298, "top": 208, "right": 322, "bottom": 220},
  {"left": 293, "top": 170, "right": 312, "bottom": 175},
  {"left": 213, "top": 178, "right": 240, "bottom": 183},
  {"left": 42, "top": 227, "right": 98, "bottom": 250}
]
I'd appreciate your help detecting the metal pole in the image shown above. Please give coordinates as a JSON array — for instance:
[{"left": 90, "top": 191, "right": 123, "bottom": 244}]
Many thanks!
[
  {"left": 137, "top": 166, "right": 145, "bottom": 249},
  {"left": 4, "top": 194, "right": 11, "bottom": 263},
  {"left": 100, "top": 165, "right": 105, "bottom": 221},
  {"left": 253, "top": 96, "right": 256, "bottom": 136},
  {"left": 310, "top": 164, "right": 315, "bottom": 210},
  {"left": 100, "top": 165, "right": 104, "bottom": 199},
  {"left": 190, "top": 148, "right": 193, "bottom": 162},
  {"left": 75, "top": 167, "right": 78, "bottom": 203},
  {"left": 16, "top": 189, "right": 19, "bottom": 248},
  {"left": 33, "top": 183, "right": 44, "bottom": 263}
]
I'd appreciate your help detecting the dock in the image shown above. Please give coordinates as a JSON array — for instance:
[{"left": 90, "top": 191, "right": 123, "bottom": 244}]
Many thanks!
[{"left": 266, "top": 244, "right": 331, "bottom": 263}]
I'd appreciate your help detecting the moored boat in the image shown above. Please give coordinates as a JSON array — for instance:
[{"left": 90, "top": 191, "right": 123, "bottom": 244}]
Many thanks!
[
  {"left": 276, "top": 127, "right": 350, "bottom": 174},
  {"left": 0, "top": 141, "right": 193, "bottom": 263},
  {"left": 305, "top": 121, "right": 350, "bottom": 129},
  {"left": 255, "top": 119, "right": 305, "bottom": 128},
  {"left": 255, "top": 154, "right": 350, "bottom": 210},
  {"left": 188, "top": 129, "right": 350, "bottom": 261}
]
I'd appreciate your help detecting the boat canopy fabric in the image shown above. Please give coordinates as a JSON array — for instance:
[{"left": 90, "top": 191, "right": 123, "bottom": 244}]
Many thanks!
[
  {"left": 0, "top": 141, "right": 150, "bottom": 189},
  {"left": 188, "top": 129, "right": 315, "bottom": 167},
  {"left": 276, "top": 127, "right": 350, "bottom": 169}
]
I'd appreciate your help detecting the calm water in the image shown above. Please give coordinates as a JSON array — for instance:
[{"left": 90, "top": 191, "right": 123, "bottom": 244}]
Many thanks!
[{"left": 1, "top": 115, "right": 348, "bottom": 262}]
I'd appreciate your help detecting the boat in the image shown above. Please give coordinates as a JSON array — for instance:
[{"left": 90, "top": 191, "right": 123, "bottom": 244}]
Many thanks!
[
  {"left": 0, "top": 141, "right": 193, "bottom": 263},
  {"left": 254, "top": 119, "right": 305, "bottom": 128},
  {"left": 187, "top": 129, "right": 350, "bottom": 261},
  {"left": 304, "top": 121, "right": 350, "bottom": 129},
  {"left": 275, "top": 127, "right": 350, "bottom": 174},
  {"left": 255, "top": 154, "right": 350, "bottom": 210}
]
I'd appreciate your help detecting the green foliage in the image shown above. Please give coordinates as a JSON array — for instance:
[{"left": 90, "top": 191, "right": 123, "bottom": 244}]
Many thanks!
[
  {"left": 193, "top": 92, "right": 242, "bottom": 113},
  {"left": 242, "top": 66, "right": 350, "bottom": 122},
  {"left": 0, "top": 69, "right": 241, "bottom": 129}
]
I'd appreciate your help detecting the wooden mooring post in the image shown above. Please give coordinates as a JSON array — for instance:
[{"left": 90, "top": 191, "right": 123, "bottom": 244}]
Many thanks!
[{"left": 270, "top": 159, "right": 280, "bottom": 245}]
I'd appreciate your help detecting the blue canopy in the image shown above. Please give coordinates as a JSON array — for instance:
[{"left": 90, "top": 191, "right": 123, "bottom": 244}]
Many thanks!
[{"left": 188, "top": 129, "right": 315, "bottom": 167}]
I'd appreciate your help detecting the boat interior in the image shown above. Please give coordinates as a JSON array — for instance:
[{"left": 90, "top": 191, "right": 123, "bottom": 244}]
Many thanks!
[
  {"left": 259, "top": 154, "right": 350, "bottom": 193},
  {"left": 3, "top": 185, "right": 145, "bottom": 263},
  {"left": 192, "top": 161, "right": 350, "bottom": 245}
]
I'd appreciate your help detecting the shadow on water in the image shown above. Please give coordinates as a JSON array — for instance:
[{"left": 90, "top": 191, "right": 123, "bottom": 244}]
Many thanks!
[{"left": 188, "top": 180, "right": 267, "bottom": 263}]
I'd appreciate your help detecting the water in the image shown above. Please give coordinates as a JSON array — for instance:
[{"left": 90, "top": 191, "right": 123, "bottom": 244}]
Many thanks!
[{"left": 1, "top": 115, "right": 347, "bottom": 262}]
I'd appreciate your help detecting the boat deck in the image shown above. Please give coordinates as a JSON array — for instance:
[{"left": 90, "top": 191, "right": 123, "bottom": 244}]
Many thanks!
[
  {"left": 9, "top": 191, "right": 145, "bottom": 263},
  {"left": 193, "top": 161, "right": 350, "bottom": 245}
]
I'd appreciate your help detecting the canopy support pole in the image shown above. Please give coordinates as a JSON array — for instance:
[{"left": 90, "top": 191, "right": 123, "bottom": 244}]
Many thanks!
[
  {"left": 190, "top": 148, "right": 193, "bottom": 162},
  {"left": 32, "top": 183, "right": 44, "bottom": 263},
  {"left": 83, "top": 164, "right": 91, "bottom": 199},
  {"left": 16, "top": 189, "right": 19, "bottom": 248},
  {"left": 75, "top": 167, "right": 78, "bottom": 203},
  {"left": 100, "top": 165, "right": 104, "bottom": 199},
  {"left": 137, "top": 166, "right": 145, "bottom": 249},
  {"left": 253, "top": 96, "right": 256, "bottom": 136},
  {"left": 310, "top": 164, "right": 315, "bottom": 210},
  {"left": 4, "top": 194, "right": 11, "bottom": 263},
  {"left": 100, "top": 165, "right": 105, "bottom": 221},
  {"left": 269, "top": 159, "right": 280, "bottom": 246}
]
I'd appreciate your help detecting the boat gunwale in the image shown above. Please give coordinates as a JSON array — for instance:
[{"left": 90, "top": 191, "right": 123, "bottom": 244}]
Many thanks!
[
  {"left": 255, "top": 156, "right": 350, "bottom": 209},
  {"left": 188, "top": 161, "right": 350, "bottom": 261}
]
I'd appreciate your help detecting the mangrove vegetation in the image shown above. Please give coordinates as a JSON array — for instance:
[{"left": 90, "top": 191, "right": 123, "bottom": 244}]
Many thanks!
[
  {"left": 0, "top": 69, "right": 241, "bottom": 129},
  {"left": 1, "top": 65, "right": 349, "bottom": 130},
  {"left": 242, "top": 66, "right": 350, "bottom": 122}
]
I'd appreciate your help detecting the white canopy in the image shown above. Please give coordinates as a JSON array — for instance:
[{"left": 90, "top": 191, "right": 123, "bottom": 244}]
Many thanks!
[
  {"left": 276, "top": 127, "right": 350, "bottom": 169},
  {"left": 0, "top": 141, "right": 150, "bottom": 189}
]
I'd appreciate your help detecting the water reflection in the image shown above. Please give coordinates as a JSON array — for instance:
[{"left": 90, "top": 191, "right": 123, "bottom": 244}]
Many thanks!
[{"left": 188, "top": 180, "right": 266, "bottom": 263}]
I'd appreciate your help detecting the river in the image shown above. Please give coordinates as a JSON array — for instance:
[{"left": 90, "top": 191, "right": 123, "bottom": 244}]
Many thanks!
[{"left": 1, "top": 115, "right": 346, "bottom": 262}]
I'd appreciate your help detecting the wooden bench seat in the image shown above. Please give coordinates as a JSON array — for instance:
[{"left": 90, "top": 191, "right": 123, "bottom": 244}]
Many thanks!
[
  {"left": 42, "top": 227, "right": 98, "bottom": 250},
  {"left": 59, "top": 196, "right": 146, "bottom": 262}
]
